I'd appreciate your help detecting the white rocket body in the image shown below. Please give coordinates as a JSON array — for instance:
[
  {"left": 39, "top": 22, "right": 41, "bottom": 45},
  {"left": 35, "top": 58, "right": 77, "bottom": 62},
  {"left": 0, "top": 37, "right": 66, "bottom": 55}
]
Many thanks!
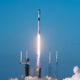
[
  {"left": 38, "top": 9, "right": 40, "bottom": 34},
  {"left": 36, "top": 9, "right": 42, "bottom": 78}
]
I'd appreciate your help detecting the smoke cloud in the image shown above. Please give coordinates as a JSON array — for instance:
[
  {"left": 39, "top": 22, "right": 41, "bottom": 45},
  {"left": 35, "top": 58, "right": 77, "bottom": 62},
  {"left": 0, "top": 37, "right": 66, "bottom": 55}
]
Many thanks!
[{"left": 63, "top": 66, "right": 80, "bottom": 80}]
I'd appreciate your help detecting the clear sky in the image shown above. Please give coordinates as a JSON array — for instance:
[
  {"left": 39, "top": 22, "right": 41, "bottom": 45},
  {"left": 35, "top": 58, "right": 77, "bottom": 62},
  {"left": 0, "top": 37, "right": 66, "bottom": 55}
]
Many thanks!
[{"left": 0, "top": 0, "right": 80, "bottom": 80}]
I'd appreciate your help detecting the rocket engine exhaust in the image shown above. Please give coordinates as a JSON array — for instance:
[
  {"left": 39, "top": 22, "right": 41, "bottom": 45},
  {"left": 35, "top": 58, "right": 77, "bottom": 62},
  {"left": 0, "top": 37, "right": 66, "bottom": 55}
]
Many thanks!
[{"left": 37, "top": 33, "right": 40, "bottom": 68}]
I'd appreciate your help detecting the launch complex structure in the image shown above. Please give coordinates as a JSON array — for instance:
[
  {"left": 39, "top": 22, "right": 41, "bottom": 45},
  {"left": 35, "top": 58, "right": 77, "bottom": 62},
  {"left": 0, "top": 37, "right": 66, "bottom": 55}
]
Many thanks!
[{"left": 9, "top": 9, "right": 59, "bottom": 80}]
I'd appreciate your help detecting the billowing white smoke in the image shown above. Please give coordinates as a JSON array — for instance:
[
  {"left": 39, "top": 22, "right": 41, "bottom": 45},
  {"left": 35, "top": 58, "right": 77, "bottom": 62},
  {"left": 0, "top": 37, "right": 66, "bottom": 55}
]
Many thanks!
[{"left": 63, "top": 66, "right": 80, "bottom": 80}]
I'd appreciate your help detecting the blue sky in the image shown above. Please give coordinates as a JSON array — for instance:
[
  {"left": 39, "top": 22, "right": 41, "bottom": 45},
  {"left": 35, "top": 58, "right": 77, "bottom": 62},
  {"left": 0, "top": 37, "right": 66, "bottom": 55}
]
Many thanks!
[{"left": 0, "top": 0, "right": 80, "bottom": 79}]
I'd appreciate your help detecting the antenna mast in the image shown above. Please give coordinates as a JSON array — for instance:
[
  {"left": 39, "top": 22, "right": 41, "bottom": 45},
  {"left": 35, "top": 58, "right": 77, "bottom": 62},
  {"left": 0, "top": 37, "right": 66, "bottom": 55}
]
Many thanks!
[
  {"left": 56, "top": 51, "right": 59, "bottom": 79},
  {"left": 48, "top": 51, "right": 52, "bottom": 77}
]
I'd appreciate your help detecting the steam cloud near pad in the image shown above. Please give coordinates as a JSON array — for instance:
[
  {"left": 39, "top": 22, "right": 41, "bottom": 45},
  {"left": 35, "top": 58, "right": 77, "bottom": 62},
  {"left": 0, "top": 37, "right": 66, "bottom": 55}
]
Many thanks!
[{"left": 63, "top": 66, "right": 80, "bottom": 80}]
